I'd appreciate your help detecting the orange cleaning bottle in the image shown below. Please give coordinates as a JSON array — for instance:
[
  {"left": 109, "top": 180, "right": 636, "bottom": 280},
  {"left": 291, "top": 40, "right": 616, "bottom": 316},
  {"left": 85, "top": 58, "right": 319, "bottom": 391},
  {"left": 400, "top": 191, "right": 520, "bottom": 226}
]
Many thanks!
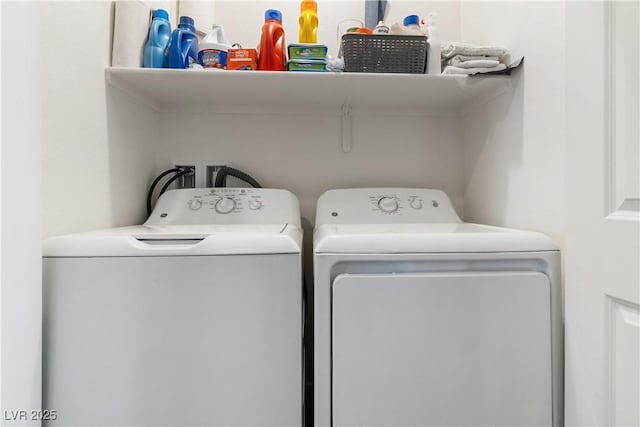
[
  {"left": 258, "top": 9, "right": 286, "bottom": 71},
  {"left": 299, "top": 0, "right": 318, "bottom": 43}
]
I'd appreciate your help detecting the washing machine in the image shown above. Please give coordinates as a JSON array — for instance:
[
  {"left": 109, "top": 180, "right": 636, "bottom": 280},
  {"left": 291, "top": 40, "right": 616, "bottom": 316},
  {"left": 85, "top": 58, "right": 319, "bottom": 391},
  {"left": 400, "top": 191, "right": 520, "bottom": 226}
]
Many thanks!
[
  {"left": 313, "top": 188, "right": 562, "bottom": 427},
  {"left": 43, "top": 188, "right": 303, "bottom": 427}
]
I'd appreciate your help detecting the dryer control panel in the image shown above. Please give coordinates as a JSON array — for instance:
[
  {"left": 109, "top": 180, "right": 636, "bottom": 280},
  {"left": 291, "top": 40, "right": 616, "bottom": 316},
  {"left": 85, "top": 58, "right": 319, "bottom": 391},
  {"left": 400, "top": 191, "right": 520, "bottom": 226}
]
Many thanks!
[
  {"left": 145, "top": 188, "right": 301, "bottom": 227},
  {"left": 315, "top": 188, "right": 461, "bottom": 225}
]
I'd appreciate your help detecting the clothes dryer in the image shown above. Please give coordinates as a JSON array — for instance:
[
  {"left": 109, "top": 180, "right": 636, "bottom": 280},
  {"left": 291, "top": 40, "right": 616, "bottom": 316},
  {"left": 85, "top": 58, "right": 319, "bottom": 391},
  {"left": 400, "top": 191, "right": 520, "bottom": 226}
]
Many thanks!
[
  {"left": 313, "top": 188, "right": 562, "bottom": 427},
  {"left": 43, "top": 188, "right": 303, "bottom": 426}
]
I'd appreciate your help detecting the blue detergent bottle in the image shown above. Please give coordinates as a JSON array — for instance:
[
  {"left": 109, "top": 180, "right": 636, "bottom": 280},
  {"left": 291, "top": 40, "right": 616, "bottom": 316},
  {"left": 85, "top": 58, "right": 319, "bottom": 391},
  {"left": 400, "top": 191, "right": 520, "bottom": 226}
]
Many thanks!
[
  {"left": 167, "top": 16, "right": 198, "bottom": 69},
  {"left": 143, "top": 9, "right": 171, "bottom": 68}
]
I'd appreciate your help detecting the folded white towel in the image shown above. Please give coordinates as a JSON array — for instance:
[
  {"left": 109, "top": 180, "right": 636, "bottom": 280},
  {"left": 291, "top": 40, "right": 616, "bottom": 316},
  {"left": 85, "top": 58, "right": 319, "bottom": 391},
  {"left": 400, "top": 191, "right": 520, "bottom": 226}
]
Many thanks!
[
  {"left": 442, "top": 63, "right": 507, "bottom": 75},
  {"left": 442, "top": 42, "right": 507, "bottom": 59},
  {"left": 450, "top": 58, "right": 501, "bottom": 68}
]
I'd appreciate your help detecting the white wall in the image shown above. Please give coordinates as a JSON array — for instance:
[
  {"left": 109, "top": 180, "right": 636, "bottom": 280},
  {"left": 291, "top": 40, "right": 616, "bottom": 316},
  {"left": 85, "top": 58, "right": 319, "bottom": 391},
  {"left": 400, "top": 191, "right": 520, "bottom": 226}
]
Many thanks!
[
  {"left": 459, "top": 1, "right": 566, "bottom": 244},
  {"left": 42, "top": 2, "right": 161, "bottom": 237},
  {"left": 156, "top": 110, "right": 463, "bottom": 224},
  {"left": 1, "top": 2, "right": 42, "bottom": 423}
]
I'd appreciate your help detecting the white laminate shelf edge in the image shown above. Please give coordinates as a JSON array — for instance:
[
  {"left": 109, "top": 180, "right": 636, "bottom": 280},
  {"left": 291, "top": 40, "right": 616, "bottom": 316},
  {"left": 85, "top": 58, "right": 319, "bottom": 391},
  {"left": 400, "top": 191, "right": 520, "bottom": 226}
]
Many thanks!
[{"left": 105, "top": 67, "right": 511, "bottom": 114}]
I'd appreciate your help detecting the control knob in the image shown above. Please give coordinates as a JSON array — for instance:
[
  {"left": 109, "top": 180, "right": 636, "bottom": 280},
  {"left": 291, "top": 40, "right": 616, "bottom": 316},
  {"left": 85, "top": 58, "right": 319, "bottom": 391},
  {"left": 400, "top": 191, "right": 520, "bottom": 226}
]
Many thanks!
[
  {"left": 215, "top": 197, "right": 236, "bottom": 214},
  {"left": 249, "top": 199, "right": 263, "bottom": 210},
  {"left": 409, "top": 198, "right": 423, "bottom": 210},
  {"left": 378, "top": 197, "right": 399, "bottom": 213},
  {"left": 188, "top": 199, "right": 202, "bottom": 210}
]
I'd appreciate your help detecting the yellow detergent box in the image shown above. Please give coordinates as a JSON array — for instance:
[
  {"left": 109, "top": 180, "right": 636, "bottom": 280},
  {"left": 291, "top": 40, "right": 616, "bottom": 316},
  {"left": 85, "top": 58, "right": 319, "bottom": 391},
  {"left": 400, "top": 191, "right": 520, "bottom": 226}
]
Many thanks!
[{"left": 227, "top": 48, "right": 258, "bottom": 70}]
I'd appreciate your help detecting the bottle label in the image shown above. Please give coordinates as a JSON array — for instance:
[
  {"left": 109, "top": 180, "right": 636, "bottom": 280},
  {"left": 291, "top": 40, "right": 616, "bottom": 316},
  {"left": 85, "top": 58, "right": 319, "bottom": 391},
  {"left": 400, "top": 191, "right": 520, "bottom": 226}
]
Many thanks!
[
  {"left": 288, "top": 45, "right": 327, "bottom": 60},
  {"left": 198, "top": 49, "right": 227, "bottom": 69},
  {"left": 228, "top": 49, "right": 258, "bottom": 71}
]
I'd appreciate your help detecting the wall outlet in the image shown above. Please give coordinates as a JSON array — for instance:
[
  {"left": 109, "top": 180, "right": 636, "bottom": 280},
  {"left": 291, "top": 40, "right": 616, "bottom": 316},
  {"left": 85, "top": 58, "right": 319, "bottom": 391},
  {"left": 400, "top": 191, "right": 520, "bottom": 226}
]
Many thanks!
[
  {"left": 174, "top": 164, "right": 196, "bottom": 188},
  {"left": 173, "top": 161, "right": 205, "bottom": 188},
  {"left": 170, "top": 162, "right": 229, "bottom": 188},
  {"left": 205, "top": 165, "right": 226, "bottom": 187}
]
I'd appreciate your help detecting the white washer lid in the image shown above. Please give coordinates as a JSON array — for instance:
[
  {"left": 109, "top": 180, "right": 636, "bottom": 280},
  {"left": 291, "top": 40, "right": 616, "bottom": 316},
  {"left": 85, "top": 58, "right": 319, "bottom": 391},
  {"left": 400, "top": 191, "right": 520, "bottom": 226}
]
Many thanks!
[
  {"left": 44, "top": 224, "right": 302, "bottom": 257},
  {"left": 314, "top": 223, "right": 558, "bottom": 254}
]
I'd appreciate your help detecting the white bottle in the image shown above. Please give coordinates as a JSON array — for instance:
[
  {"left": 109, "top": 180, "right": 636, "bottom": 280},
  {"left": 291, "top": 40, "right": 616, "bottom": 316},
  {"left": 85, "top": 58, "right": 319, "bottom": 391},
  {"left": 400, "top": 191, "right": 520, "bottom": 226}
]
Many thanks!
[
  {"left": 198, "top": 24, "right": 230, "bottom": 69},
  {"left": 402, "top": 15, "right": 422, "bottom": 34},
  {"left": 425, "top": 13, "right": 441, "bottom": 75},
  {"left": 373, "top": 21, "right": 389, "bottom": 34}
]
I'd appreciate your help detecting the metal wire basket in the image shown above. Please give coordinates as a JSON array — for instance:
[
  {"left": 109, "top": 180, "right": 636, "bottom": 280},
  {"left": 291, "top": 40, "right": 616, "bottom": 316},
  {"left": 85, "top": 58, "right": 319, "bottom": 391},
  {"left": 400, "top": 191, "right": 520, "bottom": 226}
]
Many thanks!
[{"left": 341, "top": 33, "right": 428, "bottom": 73}]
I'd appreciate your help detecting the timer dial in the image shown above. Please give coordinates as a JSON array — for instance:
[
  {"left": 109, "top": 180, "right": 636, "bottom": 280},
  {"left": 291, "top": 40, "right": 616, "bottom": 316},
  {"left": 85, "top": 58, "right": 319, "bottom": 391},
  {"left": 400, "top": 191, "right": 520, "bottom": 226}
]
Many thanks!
[
  {"left": 378, "top": 197, "right": 399, "bottom": 213},
  {"left": 215, "top": 197, "right": 236, "bottom": 214}
]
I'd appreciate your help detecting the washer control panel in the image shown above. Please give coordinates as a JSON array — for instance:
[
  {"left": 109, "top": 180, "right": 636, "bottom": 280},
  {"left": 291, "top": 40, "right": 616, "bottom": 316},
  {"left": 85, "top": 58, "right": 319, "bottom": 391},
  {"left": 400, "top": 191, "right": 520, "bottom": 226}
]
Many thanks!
[
  {"left": 146, "top": 188, "right": 300, "bottom": 226},
  {"left": 180, "top": 188, "right": 263, "bottom": 215},
  {"left": 317, "top": 188, "right": 461, "bottom": 225}
]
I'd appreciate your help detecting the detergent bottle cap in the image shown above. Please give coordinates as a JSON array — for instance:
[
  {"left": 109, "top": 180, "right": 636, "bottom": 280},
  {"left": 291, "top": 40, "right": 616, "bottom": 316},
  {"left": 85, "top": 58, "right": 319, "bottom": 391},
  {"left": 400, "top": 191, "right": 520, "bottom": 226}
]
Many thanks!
[
  {"left": 179, "top": 16, "right": 195, "bottom": 27},
  {"left": 301, "top": 0, "right": 317, "bottom": 12},
  {"left": 403, "top": 15, "right": 420, "bottom": 27},
  {"left": 265, "top": 9, "right": 282, "bottom": 22},
  {"left": 153, "top": 8, "right": 169, "bottom": 20}
]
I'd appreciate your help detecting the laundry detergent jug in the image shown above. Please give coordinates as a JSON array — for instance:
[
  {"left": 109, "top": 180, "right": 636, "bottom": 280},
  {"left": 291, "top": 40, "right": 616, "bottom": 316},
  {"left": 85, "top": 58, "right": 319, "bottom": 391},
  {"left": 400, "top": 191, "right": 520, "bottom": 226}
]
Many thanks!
[
  {"left": 258, "top": 9, "right": 286, "bottom": 71},
  {"left": 198, "top": 25, "right": 230, "bottom": 69},
  {"left": 299, "top": 0, "right": 318, "bottom": 43},
  {"left": 143, "top": 8, "right": 171, "bottom": 68},
  {"left": 167, "top": 16, "right": 198, "bottom": 69}
]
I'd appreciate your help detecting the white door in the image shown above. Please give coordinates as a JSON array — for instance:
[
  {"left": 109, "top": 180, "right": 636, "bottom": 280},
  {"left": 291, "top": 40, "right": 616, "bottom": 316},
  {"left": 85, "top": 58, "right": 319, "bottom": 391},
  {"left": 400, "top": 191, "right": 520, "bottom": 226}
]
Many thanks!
[
  {"left": 565, "top": 2, "right": 640, "bottom": 426},
  {"left": 332, "top": 271, "right": 553, "bottom": 426}
]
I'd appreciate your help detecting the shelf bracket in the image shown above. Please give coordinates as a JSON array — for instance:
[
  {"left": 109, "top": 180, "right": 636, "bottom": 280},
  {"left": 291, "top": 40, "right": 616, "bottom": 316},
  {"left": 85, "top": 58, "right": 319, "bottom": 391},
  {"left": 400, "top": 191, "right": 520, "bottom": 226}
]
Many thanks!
[{"left": 341, "top": 101, "right": 352, "bottom": 153}]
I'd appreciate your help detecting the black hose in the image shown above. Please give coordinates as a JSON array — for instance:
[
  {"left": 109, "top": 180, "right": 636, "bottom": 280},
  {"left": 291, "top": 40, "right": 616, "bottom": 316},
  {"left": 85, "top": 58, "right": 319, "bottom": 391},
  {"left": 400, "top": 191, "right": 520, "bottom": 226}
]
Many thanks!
[
  {"left": 146, "top": 167, "right": 182, "bottom": 215},
  {"left": 214, "top": 166, "right": 262, "bottom": 188},
  {"left": 159, "top": 169, "right": 194, "bottom": 198}
]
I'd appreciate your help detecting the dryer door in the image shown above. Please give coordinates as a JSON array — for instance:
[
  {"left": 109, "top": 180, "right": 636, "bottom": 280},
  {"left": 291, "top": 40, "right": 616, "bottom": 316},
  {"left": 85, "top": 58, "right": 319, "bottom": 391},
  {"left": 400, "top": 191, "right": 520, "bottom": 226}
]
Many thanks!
[{"left": 332, "top": 271, "right": 552, "bottom": 427}]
